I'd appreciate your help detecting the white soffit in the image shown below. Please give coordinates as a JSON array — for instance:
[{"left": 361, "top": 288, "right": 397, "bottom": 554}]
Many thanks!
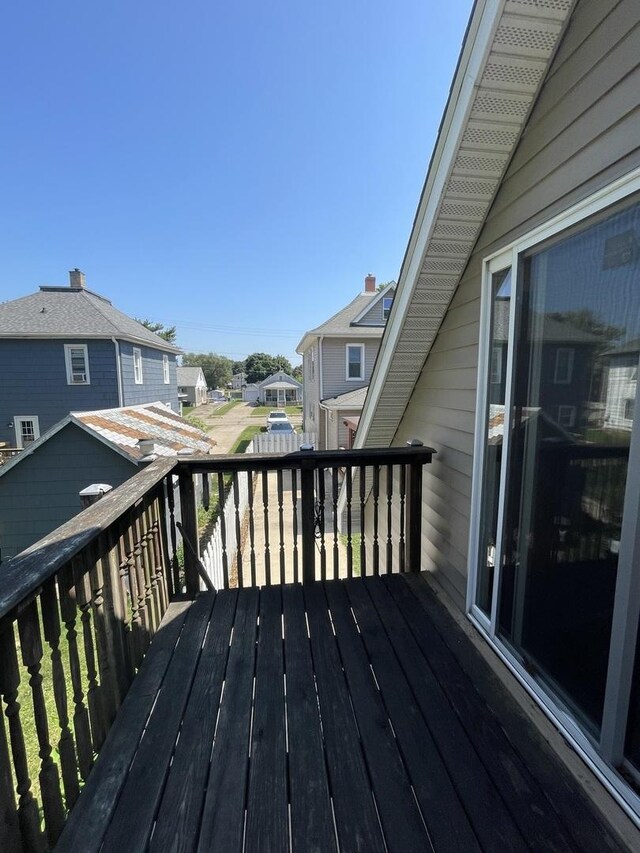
[{"left": 357, "top": 0, "right": 575, "bottom": 449}]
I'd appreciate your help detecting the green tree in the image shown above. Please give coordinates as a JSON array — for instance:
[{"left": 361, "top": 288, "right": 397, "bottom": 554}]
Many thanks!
[
  {"left": 244, "top": 352, "right": 292, "bottom": 383},
  {"left": 136, "top": 318, "right": 177, "bottom": 343},
  {"left": 182, "top": 352, "right": 233, "bottom": 389},
  {"left": 231, "top": 360, "right": 246, "bottom": 375},
  {"left": 291, "top": 363, "right": 303, "bottom": 382}
]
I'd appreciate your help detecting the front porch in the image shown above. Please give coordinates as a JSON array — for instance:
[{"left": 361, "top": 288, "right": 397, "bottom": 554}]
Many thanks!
[{"left": 0, "top": 449, "right": 630, "bottom": 852}]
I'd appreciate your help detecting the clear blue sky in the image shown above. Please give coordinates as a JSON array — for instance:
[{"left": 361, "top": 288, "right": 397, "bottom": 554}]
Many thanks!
[{"left": 1, "top": 1, "right": 472, "bottom": 365}]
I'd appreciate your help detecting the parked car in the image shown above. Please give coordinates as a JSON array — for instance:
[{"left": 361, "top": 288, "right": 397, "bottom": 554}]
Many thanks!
[
  {"left": 267, "top": 421, "right": 295, "bottom": 434},
  {"left": 266, "top": 410, "right": 289, "bottom": 428}
]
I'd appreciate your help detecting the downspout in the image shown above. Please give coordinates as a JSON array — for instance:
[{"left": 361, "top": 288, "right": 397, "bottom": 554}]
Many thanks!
[
  {"left": 318, "top": 335, "right": 325, "bottom": 444},
  {"left": 112, "top": 337, "right": 124, "bottom": 406}
]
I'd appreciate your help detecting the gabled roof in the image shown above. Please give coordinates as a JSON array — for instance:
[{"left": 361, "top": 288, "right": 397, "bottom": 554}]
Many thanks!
[
  {"left": 296, "top": 283, "right": 394, "bottom": 353},
  {"left": 258, "top": 371, "right": 302, "bottom": 389},
  {"left": 0, "top": 403, "right": 215, "bottom": 479},
  {"left": 356, "top": 0, "right": 575, "bottom": 448},
  {"left": 350, "top": 283, "right": 396, "bottom": 325},
  {"left": 320, "top": 386, "right": 368, "bottom": 411},
  {"left": 0, "top": 286, "right": 181, "bottom": 353},
  {"left": 177, "top": 366, "right": 206, "bottom": 386}
]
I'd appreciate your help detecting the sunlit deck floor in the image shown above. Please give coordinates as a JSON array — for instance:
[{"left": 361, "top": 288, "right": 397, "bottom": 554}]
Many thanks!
[{"left": 57, "top": 574, "right": 624, "bottom": 853}]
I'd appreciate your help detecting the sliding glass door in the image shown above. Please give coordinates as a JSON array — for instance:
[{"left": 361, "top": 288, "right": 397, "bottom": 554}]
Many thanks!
[{"left": 472, "top": 189, "right": 640, "bottom": 783}]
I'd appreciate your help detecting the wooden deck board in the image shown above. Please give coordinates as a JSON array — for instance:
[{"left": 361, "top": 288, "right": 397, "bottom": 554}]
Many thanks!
[{"left": 56, "top": 577, "right": 627, "bottom": 853}]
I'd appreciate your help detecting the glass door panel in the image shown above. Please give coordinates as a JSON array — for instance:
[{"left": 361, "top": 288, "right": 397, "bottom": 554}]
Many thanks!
[
  {"left": 497, "top": 201, "right": 640, "bottom": 732},
  {"left": 475, "top": 266, "right": 511, "bottom": 615}
]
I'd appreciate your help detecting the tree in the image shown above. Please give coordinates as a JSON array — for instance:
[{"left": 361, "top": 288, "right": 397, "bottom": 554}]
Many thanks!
[
  {"left": 291, "top": 363, "right": 303, "bottom": 382},
  {"left": 244, "top": 352, "right": 292, "bottom": 383},
  {"left": 182, "top": 352, "right": 233, "bottom": 389},
  {"left": 136, "top": 318, "right": 177, "bottom": 343},
  {"left": 231, "top": 360, "right": 246, "bottom": 375}
]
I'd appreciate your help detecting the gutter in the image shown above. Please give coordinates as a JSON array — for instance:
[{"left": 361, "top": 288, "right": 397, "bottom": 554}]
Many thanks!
[{"left": 112, "top": 338, "right": 124, "bottom": 406}]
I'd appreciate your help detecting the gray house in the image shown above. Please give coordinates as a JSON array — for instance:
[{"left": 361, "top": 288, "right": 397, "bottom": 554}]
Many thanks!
[
  {"left": 0, "top": 402, "right": 215, "bottom": 560},
  {"left": 356, "top": 0, "right": 640, "bottom": 826},
  {"left": 0, "top": 269, "right": 181, "bottom": 448},
  {"left": 177, "top": 366, "right": 208, "bottom": 407},
  {"left": 257, "top": 371, "right": 302, "bottom": 406},
  {"left": 296, "top": 275, "right": 395, "bottom": 448}
]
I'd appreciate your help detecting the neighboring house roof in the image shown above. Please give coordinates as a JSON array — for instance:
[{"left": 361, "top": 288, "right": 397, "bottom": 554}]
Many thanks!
[
  {"left": 320, "top": 386, "right": 368, "bottom": 411},
  {"left": 296, "top": 282, "right": 396, "bottom": 353},
  {"left": 493, "top": 301, "right": 604, "bottom": 344},
  {"left": 177, "top": 366, "right": 207, "bottom": 386},
  {"left": 0, "top": 285, "right": 181, "bottom": 353},
  {"left": 355, "top": 0, "right": 575, "bottom": 448},
  {"left": 258, "top": 371, "right": 302, "bottom": 390},
  {"left": 0, "top": 403, "right": 215, "bottom": 479}
]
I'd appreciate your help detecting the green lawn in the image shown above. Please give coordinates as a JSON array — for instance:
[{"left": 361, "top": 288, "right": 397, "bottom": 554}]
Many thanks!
[
  {"left": 210, "top": 400, "right": 241, "bottom": 417},
  {"left": 229, "top": 424, "right": 262, "bottom": 454},
  {"left": 340, "top": 533, "right": 362, "bottom": 576},
  {"left": 250, "top": 405, "right": 302, "bottom": 418},
  {"left": 181, "top": 405, "right": 194, "bottom": 416}
]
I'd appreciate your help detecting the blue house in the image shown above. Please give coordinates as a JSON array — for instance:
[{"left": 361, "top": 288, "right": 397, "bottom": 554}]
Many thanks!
[{"left": 0, "top": 269, "right": 181, "bottom": 447}]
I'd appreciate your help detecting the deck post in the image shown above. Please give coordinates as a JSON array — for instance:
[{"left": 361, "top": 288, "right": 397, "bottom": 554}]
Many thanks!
[
  {"left": 178, "top": 469, "right": 200, "bottom": 597},
  {"left": 405, "top": 440, "right": 424, "bottom": 573},
  {"left": 300, "top": 446, "right": 316, "bottom": 583}
]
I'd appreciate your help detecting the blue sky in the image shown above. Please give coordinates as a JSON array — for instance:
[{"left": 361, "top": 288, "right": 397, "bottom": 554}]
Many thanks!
[{"left": 1, "top": 1, "right": 472, "bottom": 364}]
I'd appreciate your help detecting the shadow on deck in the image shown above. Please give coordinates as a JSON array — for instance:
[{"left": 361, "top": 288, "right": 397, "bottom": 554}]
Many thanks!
[{"left": 56, "top": 574, "right": 623, "bottom": 853}]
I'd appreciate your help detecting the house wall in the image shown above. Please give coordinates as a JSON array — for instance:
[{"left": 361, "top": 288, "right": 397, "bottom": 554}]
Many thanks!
[
  {"left": 357, "top": 289, "right": 394, "bottom": 325},
  {"left": 119, "top": 343, "right": 179, "bottom": 412},
  {"left": 0, "top": 423, "right": 137, "bottom": 561},
  {"left": 302, "top": 344, "right": 321, "bottom": 432},
  {"left": 389, "top": 0, "right": 640, "bottom": 609},
  {"left": 323, "top": 406, "right": 361, "bottom": 450},
  {"left": 321, "top": 337, "right": 380, "bottom": 399},
  {"left": 0, "top": 339, "right": 120, "bottom": 444}
]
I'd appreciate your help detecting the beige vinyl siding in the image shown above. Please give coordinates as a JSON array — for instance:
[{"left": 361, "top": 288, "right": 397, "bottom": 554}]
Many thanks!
[{"left": 390, "top": 0, "right": 640, "bottom": 610}]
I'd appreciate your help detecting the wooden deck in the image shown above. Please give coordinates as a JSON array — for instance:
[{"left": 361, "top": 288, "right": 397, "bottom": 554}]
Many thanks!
[{"left": 56, "top": 574, "right": 625, "bottom": 853}]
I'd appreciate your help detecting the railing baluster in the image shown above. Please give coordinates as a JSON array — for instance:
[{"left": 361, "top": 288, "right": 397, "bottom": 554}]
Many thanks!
[
  {"left": 372, "top": 465, "right": 380, "bottom": 576},
  {"left": 178, "top": 470, "right": 199, "bottom": 597},
  {"left": 165, "top": 473, "right": 181, "bottom": 595},
  {"left": 247, "top": 473, "right": 257, "bottom": 588},
  {"left": 233, "top": 472, "right": 244, "bottom": 588},
  {"left": 17, "top": 600, "right": 66, "bottom": 845},
  {"left": 332, "top": 467, "right": 339, "bottom": 580},
  {"left": 58, "top": 563, "right": 94, "bottom": 781},
  {"left": 346, "top": 466, "right": 353, "bottom": 579},
  {"left": 89, "top": 538, "right": 118, "bottom": 732},
  {"left": 317, "top": 468, "right": 326, "bottom": 581},
  {"left": 73, "top": 556, "right": 105, "bottom": 752},
  {"left": 406, "top": 440, "right": 425, "bottom": 573},
  {"left": 0, "top": 621, "right": 44, "bottom": 852},
  {"left": 277, "top": 469, "right": 285, "bottom": 585},
  {"left": 386, "top": 464, "right": 394, "bottom": 574},
  {"left": 0, "top": 690, "right": 21, "bottom": 852},
  {"left": 137, "top": 505, "right": 159, "bottom": 635},
  {"left": 359, "top": 465, "right": 367, "bottom": 577},
  {"left": 399, "top": 463, "right": 406, "bottom": 573},
  {"left": 150, "top": 490, "right": 169, "bottom": 615},
  {"left": 289, "top": 469, "right": 298, "bottom": 583},
  {"left": 217, "top": 472, "right": 229, "bottom": 588},
  {"left": 300, "top": 459, "right": 315, "bottom": 583},
  {"left": 104, "top": 529, "right": 133, "bottom": 705},
  {"left": 142, "top": 498, "right": 163, "bottom": 631},
  {"left": 262, "top": 470, "right": 272, "bottom": 585},
  {"left": 41, "top": 578, "right": 80, "bottom": 811}
]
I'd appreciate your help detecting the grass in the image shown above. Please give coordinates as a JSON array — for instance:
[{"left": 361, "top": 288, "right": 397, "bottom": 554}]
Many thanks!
[
  {"left": 229, "top": 424, "right": 262, "bottom": 454},
  {"left": 181, "top": 405, "right": 194, "bottom": 416},
  {"left": 210, "top": 400, "right": 241, "bottom": 417},
  {"left": 340, "top": 533, "right": 362, "bottom": 576},
  {"left": 250, "top": 405, "right": 303, "bottom": 418}
]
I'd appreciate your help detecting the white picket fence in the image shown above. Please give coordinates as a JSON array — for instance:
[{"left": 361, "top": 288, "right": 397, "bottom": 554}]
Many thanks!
[
  {"left": 250, "top": 431, "right": 317, "bottom": 454},
  {"left": 200, "top": 472, "right": 250, "bottom": 589}
]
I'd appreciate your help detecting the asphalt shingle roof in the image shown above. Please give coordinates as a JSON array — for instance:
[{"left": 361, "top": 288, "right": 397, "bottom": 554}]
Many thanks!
[
  {"left": 0, "top": 286, "right": 181, "bottom": 353},
  {"left": 177, "top": 366, "right": 205, "bottom": 386}
]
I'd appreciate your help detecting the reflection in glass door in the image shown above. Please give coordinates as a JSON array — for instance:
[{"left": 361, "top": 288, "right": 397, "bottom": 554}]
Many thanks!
[{"left": 496, "top": 202, "right": 640, "bottom": 733}]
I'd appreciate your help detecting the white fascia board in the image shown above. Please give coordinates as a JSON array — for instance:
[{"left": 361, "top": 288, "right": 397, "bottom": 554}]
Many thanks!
[
  {"left": 350, "top": 282, "right": 397, "bottom": 325},
  {"left": 0, "top": 332, "right": 181, "bottom": 354},
  {"left": 355, "top": 0, "right": 501, "bottom": 448}
]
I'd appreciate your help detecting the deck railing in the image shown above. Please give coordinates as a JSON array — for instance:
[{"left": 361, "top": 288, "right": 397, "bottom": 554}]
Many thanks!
[{"left": 0, "top": 444, "right": 432, "bottom": 851}]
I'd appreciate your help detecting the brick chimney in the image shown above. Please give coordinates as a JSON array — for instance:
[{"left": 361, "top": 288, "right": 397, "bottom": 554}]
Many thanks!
[
  {"left": 364, "top": 273, "right": 376, "bottom": 293},
  {"left": 69, "top": 268, "right": 86, "bottom": 289}
]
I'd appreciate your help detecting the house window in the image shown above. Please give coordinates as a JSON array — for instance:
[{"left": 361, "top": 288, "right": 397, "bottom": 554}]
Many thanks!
[
  {"left": 346, "top": 344, "right": 364, "bottom": 380},
  {"left": 382, "top": 296, "right": 393, "bottom": 321},
  {"left": 557, "top": 405, "right": 576, "bottom": 428},
  {"left": 133, "top": 348, "right": 143, "bottom": 384},
  {"left": 64, "top": 344, "right": 90, "bottom": 385},
  {"left": 471, "top": 190, "right": 640, "bottom": 766},
  {"left": 163, "top": 354, "right": 170, "bottom": 384},
  {"left": 553, "top": 347, "right": 574, "bottom": 384},
  {"left": 14, "top": 416, "right": 40, "bottom": 448}
]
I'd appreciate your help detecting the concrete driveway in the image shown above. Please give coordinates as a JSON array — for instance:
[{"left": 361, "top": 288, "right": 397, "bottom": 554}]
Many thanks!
[{"left": 191, "top": 401, "right": 302, "bottom": 454}]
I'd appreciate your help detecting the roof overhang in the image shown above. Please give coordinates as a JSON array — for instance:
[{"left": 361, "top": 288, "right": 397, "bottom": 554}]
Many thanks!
[
  {"left": 0, "top": 332, "right": 181, "bottom": 354},
  {"left": 350, "top": 282, "right": 396, "bottom": 325},
  {"left": 356, "top": 0, "right": 575, "bottom": 449}
]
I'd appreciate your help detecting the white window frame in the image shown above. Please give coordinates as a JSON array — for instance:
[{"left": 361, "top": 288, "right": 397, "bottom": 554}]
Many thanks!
[
  {"left": 557, "top": 404, "right": 576, "bottom": 428},
  {"left": 553, "top": 347, "right": 574, "bottom": 384},
  {"left": 163, "top": 354, "right": 170, "bottom": 384},
  {"left": 346, "top": 344, "right": 365, "bottom": 381},
  {"left": 382, "top": 296, "right": 393, "bottom": 321},
  {"left": 133, "top": 348, "right": 143, "bottom": 384},
  {"left": 14, "top": 416, "right": 40, "bottom": 448},
  {"left": 64, "top": 344, "right": 90, "bottom": 385},
  {"left": 468, "top": 166, "right": 640, "bottom": 824}
]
